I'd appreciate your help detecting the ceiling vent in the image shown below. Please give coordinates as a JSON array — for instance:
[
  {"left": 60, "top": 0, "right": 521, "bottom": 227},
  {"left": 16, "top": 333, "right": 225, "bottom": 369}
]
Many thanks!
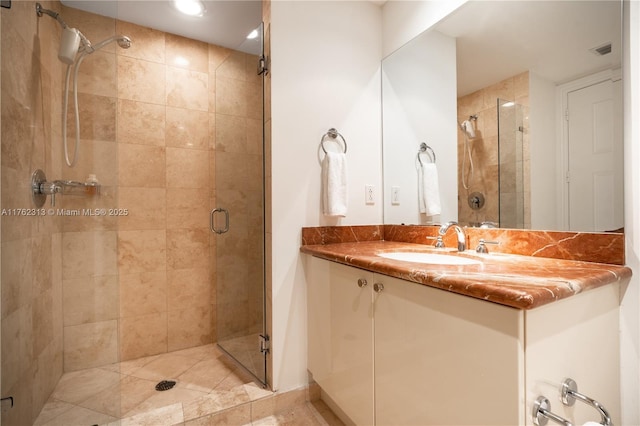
[{"left": 590, "top": 42, "right": 612, "bottom": 56}]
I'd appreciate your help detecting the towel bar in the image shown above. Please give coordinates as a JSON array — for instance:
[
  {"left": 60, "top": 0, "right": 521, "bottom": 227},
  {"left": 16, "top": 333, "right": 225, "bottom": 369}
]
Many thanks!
[
  {"left": 533, "top": 396, "right": 573, "bottom": 426},
  {"left": 561, "top": 378, "right": 612, "bottom": 426},
  {"left": 320, "top": 128, "right": 347, "bottom": 154}
]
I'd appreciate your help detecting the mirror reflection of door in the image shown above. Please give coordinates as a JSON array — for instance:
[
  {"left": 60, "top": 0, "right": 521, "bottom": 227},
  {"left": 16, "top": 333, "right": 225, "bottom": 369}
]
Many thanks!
[{"left": 567, "top": 77, "right": 623, "bottom": 232}]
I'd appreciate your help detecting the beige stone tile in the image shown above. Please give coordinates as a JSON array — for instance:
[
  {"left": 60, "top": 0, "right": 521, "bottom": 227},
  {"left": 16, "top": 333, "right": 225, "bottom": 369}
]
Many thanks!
[
  {"left": 215, "top": 114, "right": 247, "bottom": 153},
  {"left": 209, "top": 112, "right": 216, "bottom": 149},
  {"left": 166, "top": 188, "right": 209, "bottom": 230},
  {"left": 168, "top": 305, "right": 212, "bottom": 351},
  {"left": 251, "top": 394, "right": 276, "bottom": 422},
  {"left": 77, "top": 50, "right": 117, "bottom": 98},
  {"left": 117, "top": 229, "right": 166, "bottom": 275},
  {"left": 119, "top": 402, "right": 184, "bottom": 426},
  {"left": 79, "top": 374, "right": 158, "bottom": 419},
  {"left": 36, "top": 404, "right": 117, "bottom": 426},
  {"left": 62, "top": 5, "right": 117, "bottom": 54},
  {"left": 60, "top": 140, "right": 118, "bottom": 187},
  {"left": 209, "top": 44, "right": 233, "bottom": 72},
  {"left": 216, "top": 51, "right": 249, "bottom": 81},
  {"left": 166, "top": 66, "right": 209, "bottom": 111},
  {"left": 209, "top": 73, "right": 217, "bottom": 113},
  {"left": 118, "top": 56, "right": 166, "bottom": 104},
  {"left": 116, "top": 20, "right": 165, "bottom": 63},
  {"left": 51, "top": 367, "right": 122, "bottom": 404},
  {"left": 119, "top": 270, "right": 167, "bottom": 318},
  {"left": 166, "top": 33, "right": 209, "bottom": 73},
  {"left": 61, "top": 230, "right": 118, "bottom": 280},
  {"left": 216, "top": 77, "right": 249, "bottom": 117},
  {"left": 484, "top": 77, "right": 514, "bottom": 108},
  {"left": 117, "top": 99, "right": 166, "bottom": 146},
  {"left": 182, "top": 386, "right": 251, "bottom": 422},
  {"left": 63, "top": 274, "right": 118, "bottom": 326},
  {"left": 244, "top": 383, "right": 274, "bottom": 402},
  {"left": 128, "top": 352, "right": 200, "bottom": 382},
  {"left": 63, "top": 320, "right": 119, "bottom": 371},
  {"left": 186, "top": 402, "right": 252, "bottom": 425},
  {"left": 166, "top": 228, "right": 209, "bottom": 269},
  {"left": 275, "top": 388, "right": 307, "bottom": 414},
  {"left": 513, "top": 71, "right": 530, "bottom": 100},
  {"left": 120, "top": 312, "right": 168, "bottom": 360},
  {"left": 167, "top": 267, "right": 210, "bottom": 310},
  {"left": 1, "top": 237, "right": 33, "bottom": 318},
  {"left": 118, "top": 187, "right": 166, "bottom": 230},
  {"left": 176, "top": 355, "right": 236, "bottom": 393},
  {"left": 166, "top": 106, "right": 210, "bottom": 150},
  {"left": 166, "top": 147, "right": 209, "bottom": 189},
  {"left": 1, "top": 305, "right": 32, "bottom": 392},
  {"left": 170, "top": 343, "right": 223, "bottom": 361},
  {"left": 118, "top": 144, "right": 166, "bottom": 188},
  {"left": 33, "top": 399, "right": 76, "bottom": 426},
  {"left": 66, "top": 93, "right": 117, "bottom": 142}
]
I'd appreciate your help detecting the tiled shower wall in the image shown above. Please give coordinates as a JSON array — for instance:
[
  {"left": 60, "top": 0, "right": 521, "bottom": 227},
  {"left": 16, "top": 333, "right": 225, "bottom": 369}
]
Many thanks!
[
  {"left": 1, "top": 1, "right": 65, "bottom": 424},
  {"left": 56, "top": 5, "right": 262, "bottom": 367},
  {"left": 457, "top": 71, "right": 530, "bottom": 227}
]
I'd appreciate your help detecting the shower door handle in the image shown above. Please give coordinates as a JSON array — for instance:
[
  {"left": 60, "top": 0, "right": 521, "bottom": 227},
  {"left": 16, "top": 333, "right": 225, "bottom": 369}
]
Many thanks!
[{"left": 210, "top": 208, "right": 229, "bottom": 234}]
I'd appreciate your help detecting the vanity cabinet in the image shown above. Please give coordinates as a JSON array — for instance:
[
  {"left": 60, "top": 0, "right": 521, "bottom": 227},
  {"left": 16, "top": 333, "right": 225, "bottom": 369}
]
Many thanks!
[{"left": 305, "top": 256, "right": 621, "bottom": 426}]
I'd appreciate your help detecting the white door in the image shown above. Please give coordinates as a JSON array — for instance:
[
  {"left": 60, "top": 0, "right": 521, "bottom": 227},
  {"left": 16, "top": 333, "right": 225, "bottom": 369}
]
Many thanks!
[{"left": 567, "top": 78, "right": 623, "bottom": 231}]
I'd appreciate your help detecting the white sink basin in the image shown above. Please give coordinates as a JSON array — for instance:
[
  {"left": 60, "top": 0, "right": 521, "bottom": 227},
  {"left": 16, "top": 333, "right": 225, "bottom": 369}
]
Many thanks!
[{"left": 378, "top": 252, "right": 482, "bottom": 266}]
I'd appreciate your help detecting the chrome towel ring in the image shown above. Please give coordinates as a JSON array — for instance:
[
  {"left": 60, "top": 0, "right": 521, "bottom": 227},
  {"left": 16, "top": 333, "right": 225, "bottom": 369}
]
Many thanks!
[
  {"left": 417, "top": 142, "right": 436, "bottom": 166},
  {"left": 320, "top": 128, "right": 347, "bottom": 154}
]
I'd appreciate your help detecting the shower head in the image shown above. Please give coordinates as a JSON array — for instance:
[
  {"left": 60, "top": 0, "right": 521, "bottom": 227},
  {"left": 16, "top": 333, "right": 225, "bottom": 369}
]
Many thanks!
[
  {"left": 58, "top": 27, "right": 81, "bottom": 64},
  {"left": 460, "top": 120, "right": 476, "bottom": 139}
]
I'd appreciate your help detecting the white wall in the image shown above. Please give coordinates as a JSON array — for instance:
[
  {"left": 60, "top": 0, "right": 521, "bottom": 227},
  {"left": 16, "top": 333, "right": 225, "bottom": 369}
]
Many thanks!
[
  {"left": 270, "top": 0, "right": 382, "bottom": 391},
  {"left": 528, "top": 72, "right": 558, "bottom": 230},
  {"left": 381, "top": 0, "right": 466, "bottom": 57},
  {"left": 621, "top": 0, "right": 640, "bottom": 424},
  {"left": 382, "top": 29, "right": 457, "bottom": 225}
]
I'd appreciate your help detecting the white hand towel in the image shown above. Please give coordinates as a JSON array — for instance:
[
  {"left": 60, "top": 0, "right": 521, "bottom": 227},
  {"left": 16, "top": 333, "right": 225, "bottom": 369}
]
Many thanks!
[
  {"left": 418, "top": 163, "right": 441, "bottom": 216},
  {"left": 322, "top": 152, "right": 348, "bottom": 217}
]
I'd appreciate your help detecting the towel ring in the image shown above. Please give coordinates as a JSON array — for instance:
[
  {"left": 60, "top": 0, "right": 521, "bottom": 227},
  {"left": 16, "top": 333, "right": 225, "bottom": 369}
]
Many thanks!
[
  {"left": 320, "top": 128, "right": 347, "bottom": 154},
  {"left": 417, "top": 142, "right": 436, "bottom": 166}
]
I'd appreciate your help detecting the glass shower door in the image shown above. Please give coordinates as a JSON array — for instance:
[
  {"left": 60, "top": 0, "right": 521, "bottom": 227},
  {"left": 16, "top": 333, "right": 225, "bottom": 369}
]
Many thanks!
[{"left": 211, "top": 25, "right": 267, "bottom": 385}]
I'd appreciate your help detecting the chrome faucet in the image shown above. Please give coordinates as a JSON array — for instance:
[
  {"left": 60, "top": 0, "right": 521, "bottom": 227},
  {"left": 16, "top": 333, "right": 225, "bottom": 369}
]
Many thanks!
[{"left": 438, "top": 221, "right": 467, "bottom": 252}]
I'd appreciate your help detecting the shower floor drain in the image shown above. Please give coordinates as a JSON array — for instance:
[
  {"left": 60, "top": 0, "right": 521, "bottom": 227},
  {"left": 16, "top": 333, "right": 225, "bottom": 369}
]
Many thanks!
[{"left": 155, "top": 380, "right": 177, "bottom": 391}]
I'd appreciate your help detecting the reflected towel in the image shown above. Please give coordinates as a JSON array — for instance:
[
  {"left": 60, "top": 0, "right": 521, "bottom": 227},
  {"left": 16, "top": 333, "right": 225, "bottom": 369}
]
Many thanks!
[
  {"left": 418, "top": 163, "right": 441, "bottom": 216},
  {"left": 322, "top": 152, "right": 348, "bottom": 217}
]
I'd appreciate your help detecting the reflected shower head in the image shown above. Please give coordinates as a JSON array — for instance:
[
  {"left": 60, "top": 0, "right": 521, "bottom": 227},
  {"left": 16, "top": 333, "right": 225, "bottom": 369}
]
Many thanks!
[{"left": 117, "top": 36, "right": 132, "bottom": 49}]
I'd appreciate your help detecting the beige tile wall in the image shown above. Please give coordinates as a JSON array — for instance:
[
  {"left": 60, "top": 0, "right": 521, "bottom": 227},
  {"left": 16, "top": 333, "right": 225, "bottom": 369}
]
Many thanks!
[
  {"left": 1, "top": 1, "right": 65, "bottom": 424},
  {"left": 55, "top": 5, "right": 263, "bottom": 365},
  {"left": 457, "top": 71, "right": 530, "bottom": 228}
]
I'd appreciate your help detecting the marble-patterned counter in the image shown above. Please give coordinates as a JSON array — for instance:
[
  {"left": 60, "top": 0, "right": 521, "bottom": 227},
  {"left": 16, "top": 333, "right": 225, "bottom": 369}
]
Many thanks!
[{"left": 300, "top": 226, "right": 631, "bottom": 310}]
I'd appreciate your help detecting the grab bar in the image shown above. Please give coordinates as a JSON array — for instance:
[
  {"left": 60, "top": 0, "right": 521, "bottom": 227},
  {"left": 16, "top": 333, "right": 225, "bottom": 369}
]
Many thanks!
[
  {"left": 533, "top": 396, "right": 572, "bottom": 426},
  {"left": 561, "top": 378, "right": 612, "bottom": 426}
]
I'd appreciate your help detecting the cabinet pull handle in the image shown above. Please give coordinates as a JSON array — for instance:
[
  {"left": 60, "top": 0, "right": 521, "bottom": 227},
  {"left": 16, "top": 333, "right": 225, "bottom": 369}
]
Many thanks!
[
  {"left": 373, "top": 283, "right": 384, "bottom": 293},
  {"left": 357, "top": 278, "right": 368, "bottom": 288}
]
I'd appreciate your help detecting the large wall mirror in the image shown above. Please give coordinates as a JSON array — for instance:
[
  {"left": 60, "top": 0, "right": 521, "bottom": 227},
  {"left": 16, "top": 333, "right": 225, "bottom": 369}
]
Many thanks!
[{"left": 382, "top": 0, "right": 623, "bottom": 233}]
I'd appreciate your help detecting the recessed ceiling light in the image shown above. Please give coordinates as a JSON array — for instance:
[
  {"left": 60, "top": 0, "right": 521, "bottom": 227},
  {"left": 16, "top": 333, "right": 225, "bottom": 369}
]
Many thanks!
[
  {"left": 246, "top": 29, "right": 259, "bottom": 40},
  {"left": 173, "top": 0, "right": 205, "bottom": 17}
]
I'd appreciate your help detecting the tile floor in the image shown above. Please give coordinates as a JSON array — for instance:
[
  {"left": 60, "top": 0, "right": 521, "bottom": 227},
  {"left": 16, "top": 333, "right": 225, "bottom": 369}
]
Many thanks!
[{"left": 33, "top": 344, "right": 344, "bottom": 426}]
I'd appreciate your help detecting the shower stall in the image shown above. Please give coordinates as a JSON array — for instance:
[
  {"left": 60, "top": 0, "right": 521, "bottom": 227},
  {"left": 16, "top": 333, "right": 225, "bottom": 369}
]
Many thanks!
[{"left": 0, "top": 1, "right": 267, "bottom": 424}]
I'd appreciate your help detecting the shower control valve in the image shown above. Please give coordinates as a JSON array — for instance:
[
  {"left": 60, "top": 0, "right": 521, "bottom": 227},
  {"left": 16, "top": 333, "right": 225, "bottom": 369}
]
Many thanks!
[{"left": 31, "top": 169, "right": 62, "bottom": 208}]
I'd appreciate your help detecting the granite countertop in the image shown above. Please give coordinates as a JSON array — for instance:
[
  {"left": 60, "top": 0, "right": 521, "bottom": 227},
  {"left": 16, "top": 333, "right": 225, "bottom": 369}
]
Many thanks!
[{"left": 300, "top": 240, "right": 632, "bottom": 310}]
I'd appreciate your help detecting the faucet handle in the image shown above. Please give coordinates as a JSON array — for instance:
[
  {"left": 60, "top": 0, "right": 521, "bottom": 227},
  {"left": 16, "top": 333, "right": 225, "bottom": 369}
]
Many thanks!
[
  {"left": 475, "top": 239, "right": 499, "bottom": 253},
  {"left": 426, "top": 236, "right": 445, "bottom": 248}
]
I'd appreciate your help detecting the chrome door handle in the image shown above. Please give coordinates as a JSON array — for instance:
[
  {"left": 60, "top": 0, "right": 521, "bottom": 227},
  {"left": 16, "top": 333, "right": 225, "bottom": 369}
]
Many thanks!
[{"left": 210, "top": 208, "right": 229, "bottom": 234}]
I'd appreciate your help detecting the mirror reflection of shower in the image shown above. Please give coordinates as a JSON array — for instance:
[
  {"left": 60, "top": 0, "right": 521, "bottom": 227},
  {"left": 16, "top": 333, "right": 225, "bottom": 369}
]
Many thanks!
[
  {"left": 35, "top": 3, "right": 132, "bottom": 167},
  {"left": 459, "top": 114, "right": 477, "bottom": 189}
]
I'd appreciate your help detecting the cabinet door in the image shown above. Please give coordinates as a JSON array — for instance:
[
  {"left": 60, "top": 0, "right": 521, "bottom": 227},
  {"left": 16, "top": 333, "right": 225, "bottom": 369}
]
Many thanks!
[
  {"left": 374, "top": 274, "right": 524, "bottom": 426},
  {"left": 306, "top": 258, "right": 375, "bottom": 425}
]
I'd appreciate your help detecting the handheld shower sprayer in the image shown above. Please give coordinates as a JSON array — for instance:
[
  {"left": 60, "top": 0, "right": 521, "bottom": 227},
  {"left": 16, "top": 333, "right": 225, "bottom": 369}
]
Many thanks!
[
  {"left": 459, "top": 115, "right": 478, "bottom": 190},
  {"left": 36, "top": 2, "right": 131, "bottom": 167}
]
